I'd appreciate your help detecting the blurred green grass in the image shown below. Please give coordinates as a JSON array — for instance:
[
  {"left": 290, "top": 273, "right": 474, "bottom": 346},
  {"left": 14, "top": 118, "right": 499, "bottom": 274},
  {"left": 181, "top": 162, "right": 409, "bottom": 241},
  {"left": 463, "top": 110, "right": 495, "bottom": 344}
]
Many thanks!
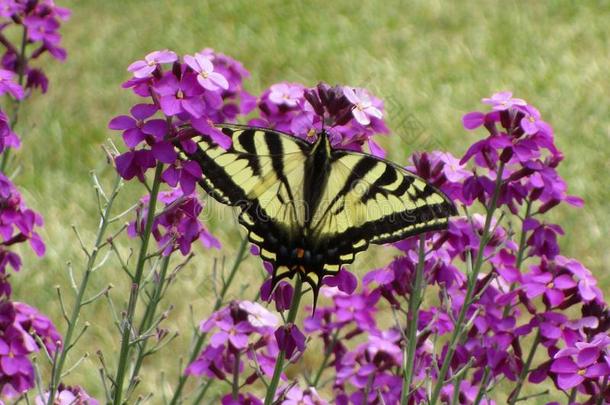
[{"left": 8, "top": 0, "right": 609, "bottom": 402}]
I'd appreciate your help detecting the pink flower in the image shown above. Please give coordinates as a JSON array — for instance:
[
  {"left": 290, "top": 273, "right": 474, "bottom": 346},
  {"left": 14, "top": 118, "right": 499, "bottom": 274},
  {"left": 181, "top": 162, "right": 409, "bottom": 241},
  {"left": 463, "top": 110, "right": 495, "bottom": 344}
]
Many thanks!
[
  {"left": 184, "top": 53, "right": 229, "bottom": 91},
  {"left": 482, "top": 91, "right": 526, "bottom": 111},
  {"left": 343, "top": 86, "right": 383, "bottom": 125},
  {"left": 127, "top": 50, "right": 178, "bottom": 78},
  {"left": 268, "top": 83, "right": 303, "bottom": 107},
  {"left": 0, "top": 70, "right": 24, "bottom": 100}
]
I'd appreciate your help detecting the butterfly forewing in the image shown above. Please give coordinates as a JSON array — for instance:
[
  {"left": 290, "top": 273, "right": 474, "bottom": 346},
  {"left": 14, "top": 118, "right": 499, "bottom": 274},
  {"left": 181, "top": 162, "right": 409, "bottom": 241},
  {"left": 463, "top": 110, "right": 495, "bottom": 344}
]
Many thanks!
[{"left": 179, "top": 125, "right": 310, "bottom": 262}]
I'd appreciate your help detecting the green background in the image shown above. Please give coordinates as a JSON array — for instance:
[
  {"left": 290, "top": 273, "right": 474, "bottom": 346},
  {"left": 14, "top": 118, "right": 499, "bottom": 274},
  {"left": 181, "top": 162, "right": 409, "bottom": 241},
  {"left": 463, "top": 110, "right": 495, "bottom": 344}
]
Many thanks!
[{"left": 7, "top": 0, "right": 609, "bottom": 402}]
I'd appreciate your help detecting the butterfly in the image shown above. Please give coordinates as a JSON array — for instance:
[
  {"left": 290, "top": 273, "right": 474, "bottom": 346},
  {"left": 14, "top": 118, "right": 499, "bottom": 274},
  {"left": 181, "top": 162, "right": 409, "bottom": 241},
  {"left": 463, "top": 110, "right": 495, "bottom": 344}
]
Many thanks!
[{"left": 178, "top": 124, "right": 457, "bottom": 307}]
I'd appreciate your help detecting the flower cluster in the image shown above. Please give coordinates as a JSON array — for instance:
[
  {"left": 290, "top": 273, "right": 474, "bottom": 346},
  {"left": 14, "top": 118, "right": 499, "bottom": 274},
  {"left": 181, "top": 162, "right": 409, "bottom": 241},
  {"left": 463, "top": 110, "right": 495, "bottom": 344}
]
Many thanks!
[
  {"left": 0, "top": 301, "right": 61, "bottom": 397},
  {"left": 250, "top": 82, "right": 388, "bottom": 156},
  {"left": 0, "top": 72, "right": 22, "bottom": 153},
  {"left": 186, "top": 301, "right": 281, "bottom": 385},
  {"left": 0, "top": 173, "right": 44, "bottom": 297},
  {"left": 0, "top": 0, "right": 71, "bottom": 95},
  {"left": 112, "top": 50, "right": 608, "bottom": 404},
  {"left": 298, "top": 93, "right": 609, "bottom": 404},
  {"left": 35, "top": 384, "right": 98, "bottom": 405},
  {"left": 127, "top": 188, "right": 220, "bottom": 256}
]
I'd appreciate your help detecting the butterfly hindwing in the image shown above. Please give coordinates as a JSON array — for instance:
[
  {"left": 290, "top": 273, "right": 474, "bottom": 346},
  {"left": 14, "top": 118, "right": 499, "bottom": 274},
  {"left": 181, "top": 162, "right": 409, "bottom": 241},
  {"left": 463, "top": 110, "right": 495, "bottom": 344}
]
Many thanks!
[{"left": 309, "top": 150, "right": 457, "bottom": 272}]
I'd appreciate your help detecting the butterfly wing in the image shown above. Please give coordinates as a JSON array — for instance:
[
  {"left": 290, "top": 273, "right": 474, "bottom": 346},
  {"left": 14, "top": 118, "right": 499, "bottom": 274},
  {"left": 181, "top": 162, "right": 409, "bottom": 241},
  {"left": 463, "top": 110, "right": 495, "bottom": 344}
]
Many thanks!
[
  {"left": 178, "top": 125, "right": 311, "bottom": 265},
  {"left": 309, "top": 149, "right": 457, "bottom": 273}
]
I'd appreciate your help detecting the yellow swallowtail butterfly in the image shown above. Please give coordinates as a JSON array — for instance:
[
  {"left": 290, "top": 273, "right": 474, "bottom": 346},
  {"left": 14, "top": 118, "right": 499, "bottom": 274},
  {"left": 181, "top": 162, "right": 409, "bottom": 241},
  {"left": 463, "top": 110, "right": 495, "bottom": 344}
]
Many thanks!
[{"left": 178, "top": 124, "right": 457, "bottom": 306}]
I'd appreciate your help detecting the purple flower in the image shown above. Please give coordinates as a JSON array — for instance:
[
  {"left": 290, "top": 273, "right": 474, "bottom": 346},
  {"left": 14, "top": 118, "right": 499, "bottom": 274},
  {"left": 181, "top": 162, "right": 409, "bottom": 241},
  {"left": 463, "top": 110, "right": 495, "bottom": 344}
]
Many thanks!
[
  {"left": 127, "top": 49, "right": 178, "bottom": 78},
  {"left": 35, "top": 384, "right": 98, "bottom": 405},
  {"left": 184, "top": 53, "right": 229, "bottom": 91},
  {"left": 188, "top": 301, "right": 279, "bottom": 387},
  {"left": 520, "top": 105, "right": 552, "bottom": 136},
  {"left": 323, "top": 268, "right": 358, "bottom": 295},
  {"left": 0, "top": 111, "right": 19, "bottom": 153},
  {"left": 261, "top": 280, "right": 294, "bottom": 312},
  {"left": 268, "top": 83, "right": 303, "bottom": 107},
  {"left": 277, "top": 385, "right": 328, "bottom": 405},
  {"left": 128, "top": 190, "right": 220, "bottom": 256},
  {"left": 0, "top": 301, "right": 61, "bottom": 396},
  {"left": 275, "top": 323, "right": 306, "bottom": 359},
  {"left": 154, "top": 71, "right": 209, "bottom": 118},
  {"left": 220, "top": 393, "right": 263, "bottom": 405},
  {"left": 482, "top": 91, "right": 526, "bottom": 111},
  {"left": 343, "top": 86, "right": 383, "bottom": 125},
  {"left": 0, "top": 69, "right": 24, "bottom": 99},
  {"left": 551, "top": 333, "right": 610, "bottom": 390},
  {"left": 108, "top": 104, "right": 166, "bottom": 148},
  {"left": 114, "top": 149, "right": 156, "bottom": 182},
  {"left": 0, "top": 173, "right": 45, "bottom": 258},
  {"left": 161, "top": 160, "right": 202, "bottom": 195}
]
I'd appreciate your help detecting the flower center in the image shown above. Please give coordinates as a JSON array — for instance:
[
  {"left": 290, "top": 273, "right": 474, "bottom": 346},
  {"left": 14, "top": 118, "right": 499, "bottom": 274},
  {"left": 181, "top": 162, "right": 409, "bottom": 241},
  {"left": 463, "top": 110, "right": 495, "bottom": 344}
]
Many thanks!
[
  {"left": 176, "top": 89, "right": 184, "bottom": 99},
  {"left": 200, "top": 71, "right": 209, "bottom": 79},
  {"left": 547, "top": 282, "right": 554, "bottom": 289},
  {"left": 577, "top": 368, "right": 586, "bottom": 376}
]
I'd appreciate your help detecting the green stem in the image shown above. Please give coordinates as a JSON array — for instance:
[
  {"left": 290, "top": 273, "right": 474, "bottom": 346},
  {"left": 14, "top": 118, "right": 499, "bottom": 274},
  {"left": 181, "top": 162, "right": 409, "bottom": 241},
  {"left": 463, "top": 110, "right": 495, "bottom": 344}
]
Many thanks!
[
  {"left": 502, "top": 199, "right": 532, "bottom": 317},
  {"left": 473, "top": 367, "right": 491, "bottom": 405},
  {"left": 263, "top": 275, "right": 303, "bottom": 405},
  {"left": 400, "top": 235, "right": 426, "bottom": 405},
  {"left": 113, "top": 162, "right": 163, "bottom": 405},
  {"left": 169, "top": 236, "right": 249, "bottom": 405},
  {"left": 191, "top": 380, "right": 213, "bottom": 405},
  {"left": 311, "top": 330, "right": 340, "bottom": 387},
  {"left": 508, "top": 328, "right": 541, "bottom": 405},
  {"left": 568, "top": 387, "right": 577, "bottom": 403},
  {"left": 232, "top": 352, "right": 240, "bottom": 400},
  {"left": 126, "top": 254, "right": 172, "bottom": 394},
  {"left": 428, "top": 161, "right": 505, "bottom": 405},
  {"left": 46, "top": 174, "right": 123, "bottom": 405}
]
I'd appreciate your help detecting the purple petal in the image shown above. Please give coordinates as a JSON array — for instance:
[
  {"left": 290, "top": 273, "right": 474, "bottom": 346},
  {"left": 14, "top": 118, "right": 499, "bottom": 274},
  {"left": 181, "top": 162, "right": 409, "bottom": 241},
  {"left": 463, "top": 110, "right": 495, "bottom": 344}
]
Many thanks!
[
  {"left": 367, "top": 139, "right": 385, "bottom": 158},
  {"left": 108, "top": 115, "right": 136, "bottom": 130},
  {"left": 556, "top": 373, "right": 584, "bottom": 390},
  {"left": 123, "top": 128, "right": 146, "bottom": 148},
  {"left": 545, "top": 289, "right": 565, "bottom": 307},
  {"left": 142, "top": 119, "right": 169, "bottom": 139},
  {"left": 131, "top": 104, "right": 158, "bottom": 120},
  {"left": 159, "top": 96, "right": 183, "bottom": 116},
  {"left": 229, "top": 333, "right": 248, "bottom": 350},
  {"left": 162, "top": 165, "right": 180, "bottom": 187},
  {"left": 462, "top": 112, "right": 485, "bottom": 130},
  {"left": 115, "top": 152, "right": 137, "bottom": 179},
  {"left": 551, "top": 357, "right": 578, "bottom": 373},
  {"left": 152, "top": 141, "right": 178, "bottom": 164},
  {"left": 576, "top": 347, "right": 600, "bottom": 368},
  {"left": 585, "top": 363, "right": 610, "bottom": 378}
]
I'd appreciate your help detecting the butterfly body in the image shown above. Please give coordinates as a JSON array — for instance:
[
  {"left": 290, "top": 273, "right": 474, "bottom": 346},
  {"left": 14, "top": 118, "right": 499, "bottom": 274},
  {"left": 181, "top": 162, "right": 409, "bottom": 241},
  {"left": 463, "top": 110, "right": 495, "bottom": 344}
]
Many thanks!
[{"left": 179, "top": 124, "right": 457, "bottom": 305}]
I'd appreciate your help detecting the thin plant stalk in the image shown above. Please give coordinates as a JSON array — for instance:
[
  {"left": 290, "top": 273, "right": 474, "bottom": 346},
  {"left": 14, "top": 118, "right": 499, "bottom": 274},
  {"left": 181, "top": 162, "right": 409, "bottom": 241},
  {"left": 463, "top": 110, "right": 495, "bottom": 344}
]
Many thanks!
[
  {"left": 311, "top": 330, "right": 340, "bottom": 388},
  {"left": 400, "top": 234, "right": 427, "bottom": 405},
  {"left": 113, "top": 162, "right": 164, "bottom": 405},
  {"left": 46, "top": 174, "right": 123, "bottom": 405},
  {"left": 428, "top": 161, "right": 505, "bottom": 405},
  {"left": 508, "top": 329, "right": 542, "bottom": 405},
  {"left": 263, "top": 275, "right": 304, "bottom": 405},
  {"left": 127, "top": 254, "right": 172, "bottom": 393},
  {"left": 169, "top": 236, "right": 249, "bottom": 405}
]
